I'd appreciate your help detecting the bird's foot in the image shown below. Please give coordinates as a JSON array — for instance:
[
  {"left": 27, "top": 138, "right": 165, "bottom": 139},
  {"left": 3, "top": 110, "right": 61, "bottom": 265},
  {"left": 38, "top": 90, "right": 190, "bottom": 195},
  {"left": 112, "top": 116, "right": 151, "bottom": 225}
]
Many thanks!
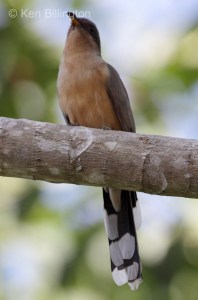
[{"left": 102, "top": 126, "right": 111, "bottom": 130}]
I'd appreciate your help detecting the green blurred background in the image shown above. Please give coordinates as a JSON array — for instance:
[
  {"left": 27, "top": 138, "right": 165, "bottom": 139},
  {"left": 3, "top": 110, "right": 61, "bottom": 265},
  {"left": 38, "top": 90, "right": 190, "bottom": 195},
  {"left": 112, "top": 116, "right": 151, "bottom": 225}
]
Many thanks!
[{"left": 0, "top": 0, "right": 198, "bottom": 299}]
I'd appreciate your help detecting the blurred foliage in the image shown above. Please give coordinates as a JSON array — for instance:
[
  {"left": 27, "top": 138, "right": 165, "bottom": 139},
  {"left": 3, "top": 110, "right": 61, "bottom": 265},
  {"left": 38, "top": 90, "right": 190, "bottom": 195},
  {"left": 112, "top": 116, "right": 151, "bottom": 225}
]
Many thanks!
[
  {"left": 0, "top": 0, "right": 198, "bottom": 300},
  {"left": 0, "top": 2, "right": 58, "bottom": 121},
  {"left": 132, "top": 23, "right": 198, "bottom": 134}
]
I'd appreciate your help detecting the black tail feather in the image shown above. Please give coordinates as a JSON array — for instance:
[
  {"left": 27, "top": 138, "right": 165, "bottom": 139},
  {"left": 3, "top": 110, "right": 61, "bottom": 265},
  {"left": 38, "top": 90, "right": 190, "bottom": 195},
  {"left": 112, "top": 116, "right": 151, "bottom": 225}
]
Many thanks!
[{"left": 103, "top": 189, "right": 143, "bottom": 290}]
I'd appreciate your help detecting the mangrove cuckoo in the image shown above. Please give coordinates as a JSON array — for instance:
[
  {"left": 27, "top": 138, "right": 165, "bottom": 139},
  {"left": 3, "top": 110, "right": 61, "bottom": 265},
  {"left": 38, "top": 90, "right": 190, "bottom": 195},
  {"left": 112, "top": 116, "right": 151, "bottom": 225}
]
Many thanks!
[{"left": 57, "top": 12, "right": 142, "bottom": 290}]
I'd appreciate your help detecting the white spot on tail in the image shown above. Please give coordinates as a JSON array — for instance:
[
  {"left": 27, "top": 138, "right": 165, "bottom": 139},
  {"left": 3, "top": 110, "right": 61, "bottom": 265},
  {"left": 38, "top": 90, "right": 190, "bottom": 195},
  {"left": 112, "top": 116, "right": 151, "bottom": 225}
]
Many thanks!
[
  {"left": 127, "top": 262, "right": 139, "bottom": 281},
  {"left": 112, "top": 268, "right": 128, "bottom": 286},
  {"left": 128, "top": 277, "right": 143, "bottom": 290},
  {"left": 133, "top": 200, "right": 142, "bottom": 230},
  {"left": 109, "top": 241, "right": 123, "bottom": 267},
  {"left": 103, "top": 210, "right": 119, "bottom": 240},
  {"left": 119, "top": 233, "right": 135, "bottom": 259}
]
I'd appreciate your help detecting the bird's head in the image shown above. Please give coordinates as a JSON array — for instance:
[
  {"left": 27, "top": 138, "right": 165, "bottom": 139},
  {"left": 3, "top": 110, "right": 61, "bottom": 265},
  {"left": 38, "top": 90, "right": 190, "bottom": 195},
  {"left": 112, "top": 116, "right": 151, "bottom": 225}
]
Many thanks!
[{"left": 66, "top": 12, "right": 101, "bottom": 55}]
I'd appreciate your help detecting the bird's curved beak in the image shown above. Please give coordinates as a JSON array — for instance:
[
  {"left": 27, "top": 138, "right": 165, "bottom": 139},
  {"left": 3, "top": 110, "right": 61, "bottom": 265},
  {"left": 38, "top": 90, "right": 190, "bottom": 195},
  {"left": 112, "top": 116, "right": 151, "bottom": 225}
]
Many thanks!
[{"left": 67, "top": 12, "right": 79, "bottom": 26}]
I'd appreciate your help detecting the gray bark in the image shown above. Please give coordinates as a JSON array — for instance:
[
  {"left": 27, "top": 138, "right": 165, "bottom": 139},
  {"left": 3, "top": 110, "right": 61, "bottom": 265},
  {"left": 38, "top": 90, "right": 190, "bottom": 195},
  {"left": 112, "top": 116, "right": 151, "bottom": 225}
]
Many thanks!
[{"left": 0, "top": 117, "right": 198, "bottom": 198}]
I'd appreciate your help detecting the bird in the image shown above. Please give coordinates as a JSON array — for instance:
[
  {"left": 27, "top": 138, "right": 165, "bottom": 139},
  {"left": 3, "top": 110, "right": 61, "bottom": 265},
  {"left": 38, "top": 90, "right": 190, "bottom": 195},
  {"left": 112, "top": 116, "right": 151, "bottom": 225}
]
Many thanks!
[{"left": 57, "top": 12, "right": 143, "bottom": 290}]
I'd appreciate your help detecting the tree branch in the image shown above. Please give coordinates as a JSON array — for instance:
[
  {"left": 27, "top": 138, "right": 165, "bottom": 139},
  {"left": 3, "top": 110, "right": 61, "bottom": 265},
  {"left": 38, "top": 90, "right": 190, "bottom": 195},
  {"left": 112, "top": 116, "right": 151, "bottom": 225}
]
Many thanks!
[{"left": 0, "top": 117, "right": 198, "bottom": 198}]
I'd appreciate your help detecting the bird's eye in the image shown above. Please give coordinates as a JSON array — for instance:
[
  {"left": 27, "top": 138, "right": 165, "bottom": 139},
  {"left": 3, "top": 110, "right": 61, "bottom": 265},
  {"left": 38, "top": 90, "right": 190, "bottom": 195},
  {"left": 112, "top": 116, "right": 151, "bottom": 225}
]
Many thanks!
[{"left": 88, "top": 27, "right": 95, "bottom": 33}]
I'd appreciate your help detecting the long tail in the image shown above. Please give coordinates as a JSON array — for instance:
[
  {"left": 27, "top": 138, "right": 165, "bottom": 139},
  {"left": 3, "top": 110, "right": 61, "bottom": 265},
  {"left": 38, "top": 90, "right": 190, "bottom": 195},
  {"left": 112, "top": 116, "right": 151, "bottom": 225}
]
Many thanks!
[{"left": 103, "top": 188, "right": 143, "bottom": 290}]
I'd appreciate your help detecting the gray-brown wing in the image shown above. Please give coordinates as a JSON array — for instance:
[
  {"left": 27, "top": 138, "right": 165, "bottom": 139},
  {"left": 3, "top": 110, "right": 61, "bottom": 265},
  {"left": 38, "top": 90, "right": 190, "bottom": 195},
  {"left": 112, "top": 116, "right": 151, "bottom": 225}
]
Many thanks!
[{"left": 106, "top": 63, "right": 136, "bottom": 133}]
